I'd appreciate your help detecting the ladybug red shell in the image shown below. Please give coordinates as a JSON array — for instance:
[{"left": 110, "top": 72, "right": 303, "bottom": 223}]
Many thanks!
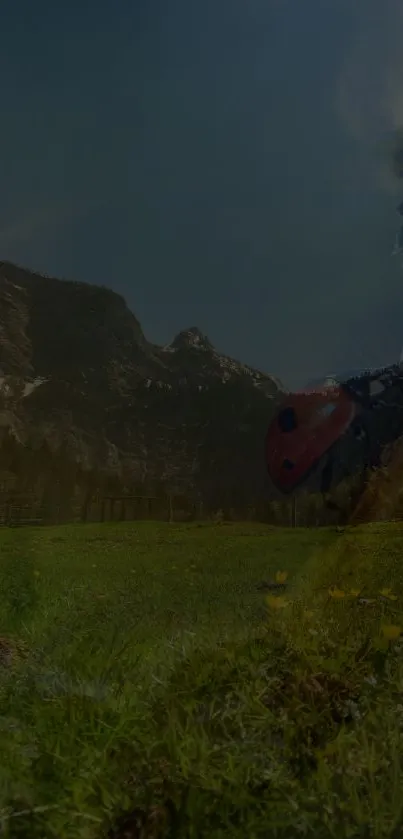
[{"left": 265, "top": 385, "right": 358, "bottom": 493}]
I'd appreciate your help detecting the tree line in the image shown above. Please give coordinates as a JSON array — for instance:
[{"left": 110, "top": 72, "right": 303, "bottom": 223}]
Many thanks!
[{"left": 0, "top": 430, "right": 400, "bottom": 527}]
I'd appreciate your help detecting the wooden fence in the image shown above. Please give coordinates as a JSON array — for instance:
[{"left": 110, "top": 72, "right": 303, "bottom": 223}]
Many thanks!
[
  {"left": 0, "top": 498, "right": 43, "bottom": 528},
  {"left": 0, "top": 494, "right": 176, "bottom": 527},
  {"left": 87, "top": 495, "right": 158, "bottom": 523},
  {"left": 0, "top": 492, "right": 356, "bottom": 529}
]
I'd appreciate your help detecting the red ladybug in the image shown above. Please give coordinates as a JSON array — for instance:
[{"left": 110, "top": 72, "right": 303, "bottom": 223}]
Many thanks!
[
  {"left": 266, "top": 365, "right": 403, "bottom": 498},
  {"left": 265, "top": 383, "right": 357, "bottom": 494}
]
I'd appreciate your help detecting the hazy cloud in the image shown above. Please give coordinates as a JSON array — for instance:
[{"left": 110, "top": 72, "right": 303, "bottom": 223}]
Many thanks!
[
  {"left": 336, "top": 0, "right": 403, "bottom": 192},
  {"left": 0, "top": 199, "right": 101, "bottom": 249}
]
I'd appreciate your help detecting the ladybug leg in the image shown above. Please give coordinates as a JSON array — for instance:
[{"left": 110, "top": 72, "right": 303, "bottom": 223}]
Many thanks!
[
  {"left": 320, "top": 456, "right": 341, "bottom": 511},
  {"left": 320, "top": 454, "right": 333, "bottom": 494}
]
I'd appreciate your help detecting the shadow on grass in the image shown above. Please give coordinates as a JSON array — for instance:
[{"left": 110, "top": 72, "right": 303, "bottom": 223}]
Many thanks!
[{"left": 103, "top": 628, "right": 367, "bottom": 839}]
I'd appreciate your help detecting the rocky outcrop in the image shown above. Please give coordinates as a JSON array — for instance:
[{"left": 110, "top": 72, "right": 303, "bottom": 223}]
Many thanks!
[{"left": 0, "top": 261, "right": 284, "bottom": 506}]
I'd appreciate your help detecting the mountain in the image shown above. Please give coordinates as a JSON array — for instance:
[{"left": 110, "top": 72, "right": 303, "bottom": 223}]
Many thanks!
[
  {"left": 0, "top": 261, "right": 284, "bottom": 511},
  {"left": 304, "top": 364, "right": 402, "bottom": 392}
]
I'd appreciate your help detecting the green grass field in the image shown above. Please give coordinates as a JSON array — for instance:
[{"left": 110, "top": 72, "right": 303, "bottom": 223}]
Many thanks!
[{"left": 1, "top": 520, "right": 403, "bottom": 838}]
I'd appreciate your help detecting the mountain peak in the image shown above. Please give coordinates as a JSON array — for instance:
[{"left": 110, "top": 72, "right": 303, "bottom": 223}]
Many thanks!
[{"left": 169, "top": 327, "right": 214, "bottom": 352}]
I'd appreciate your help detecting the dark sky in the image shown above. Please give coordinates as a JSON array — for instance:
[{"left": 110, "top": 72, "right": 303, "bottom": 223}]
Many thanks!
[{"left": 1, "top": 0, "right": 403, "bottom": 387}]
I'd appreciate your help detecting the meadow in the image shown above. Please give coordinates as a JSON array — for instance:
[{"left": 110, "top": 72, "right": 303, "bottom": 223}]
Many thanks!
[{"left": 0, "top": 520, "right": 403, "bottom": 837}]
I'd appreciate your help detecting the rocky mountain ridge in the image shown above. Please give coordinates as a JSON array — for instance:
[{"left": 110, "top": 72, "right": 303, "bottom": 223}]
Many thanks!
[{"left": 0, "top": 261, "right": 284, "bottom": 508}]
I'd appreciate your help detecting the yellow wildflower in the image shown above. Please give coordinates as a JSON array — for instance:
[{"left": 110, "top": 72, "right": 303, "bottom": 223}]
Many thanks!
[
  {"left": 328, "top": 588, "right": 345, "bottom": 599},
  {"left": 381, "top": 625, "right": 401, "bottom": 641},
  {"left": 266, "top": 595, "right": 289, "bottom": 610},
  {"left": 275, "top": 571, "right": 288, "bottom": 584},
  {"left": 349, "top": 589, "right": 361, "bottom": 597},
  {"left": 379, "top": 588, "right": 398, "bottom": 601}
]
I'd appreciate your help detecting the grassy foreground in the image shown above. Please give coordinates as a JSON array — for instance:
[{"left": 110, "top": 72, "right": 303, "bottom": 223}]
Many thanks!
[{"left": 0, "top": 521, "right": 402, "bottom": 837}]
